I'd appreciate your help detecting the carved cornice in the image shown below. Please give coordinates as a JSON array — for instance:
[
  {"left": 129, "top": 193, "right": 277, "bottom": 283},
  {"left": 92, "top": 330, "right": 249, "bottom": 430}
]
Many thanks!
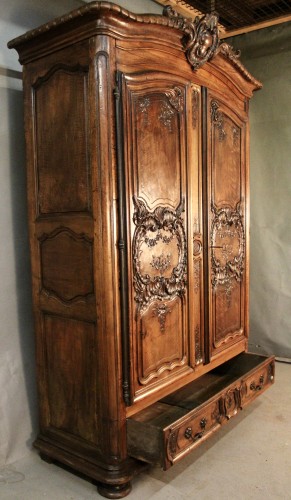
[
  {"left": 216, "top": 42, "right": 263, "bottom": 89},
  {"left": 8, "top": 2, "right": 262, "bottom": 88},
  {"left": 9, "top": 2, "right": 217, "bottom": 50},
  {"left": 132, "top": 197, "right": 187, "bottom": 316}
]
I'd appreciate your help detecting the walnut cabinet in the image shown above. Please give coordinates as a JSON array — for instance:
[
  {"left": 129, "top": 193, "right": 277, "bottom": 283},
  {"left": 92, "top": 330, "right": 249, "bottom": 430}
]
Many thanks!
[{"left": 9, "top": 3, "right": 275, "bottom": 498}]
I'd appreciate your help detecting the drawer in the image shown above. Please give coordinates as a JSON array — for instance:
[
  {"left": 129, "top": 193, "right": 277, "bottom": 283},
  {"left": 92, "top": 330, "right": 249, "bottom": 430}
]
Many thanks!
[
  {"left": 241, "top": 360, "right": 275, "bottom": 407},
  {"left": 165, "top": 399, "right": 221, "bottom": 465},
  {"left": 127, "top": 353, "right": 275, "bottom": 469}
]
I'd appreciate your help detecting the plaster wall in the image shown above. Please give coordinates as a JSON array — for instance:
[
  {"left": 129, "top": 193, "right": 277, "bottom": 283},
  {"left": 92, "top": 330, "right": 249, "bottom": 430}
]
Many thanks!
[{"left": 228, "top": 22, "right": 291, "bottom": 359}]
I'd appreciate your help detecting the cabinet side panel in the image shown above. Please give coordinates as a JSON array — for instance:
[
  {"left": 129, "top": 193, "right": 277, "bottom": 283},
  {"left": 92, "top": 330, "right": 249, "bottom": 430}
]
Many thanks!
[
  {"left": 34, "top": 66, "right": 91, "bottom": 215},
  {"left": 22, "top": 41, "right": 102, "bottom": 456},
  {"left": 44, "top": 314, "right": 98, "bottom": 444}
]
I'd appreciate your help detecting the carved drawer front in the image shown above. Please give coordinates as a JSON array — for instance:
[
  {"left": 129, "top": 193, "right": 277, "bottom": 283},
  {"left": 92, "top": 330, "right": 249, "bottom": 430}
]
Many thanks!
[
  {"left": 241, "top": 359, "right": 275, "bottom": 407},
  {"left": 166, "top": 400, "right": 221, "bottom": 465},
  {"left": 127, "top": 353, "right": 275, "bottom": 470}
]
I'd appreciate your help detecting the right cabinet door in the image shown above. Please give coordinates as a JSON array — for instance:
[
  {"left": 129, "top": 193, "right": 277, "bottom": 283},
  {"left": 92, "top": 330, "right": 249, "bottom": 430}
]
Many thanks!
[{"left": 206, "top": 91, "right": 248, "bottom": 360}]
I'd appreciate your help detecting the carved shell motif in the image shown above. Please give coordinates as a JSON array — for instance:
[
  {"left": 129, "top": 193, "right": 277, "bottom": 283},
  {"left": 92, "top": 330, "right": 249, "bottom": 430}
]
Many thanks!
[
  {"left": 132, "top": 196, "right": 187, "bottom": 316},
  {"left": 163, "top": 6, "right": 219, "bottom": 70}
]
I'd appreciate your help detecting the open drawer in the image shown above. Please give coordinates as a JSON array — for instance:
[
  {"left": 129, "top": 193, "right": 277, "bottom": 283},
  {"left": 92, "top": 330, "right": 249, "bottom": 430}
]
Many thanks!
[{"left": 127, "top": 353, "right": 275, "bottom": 469}]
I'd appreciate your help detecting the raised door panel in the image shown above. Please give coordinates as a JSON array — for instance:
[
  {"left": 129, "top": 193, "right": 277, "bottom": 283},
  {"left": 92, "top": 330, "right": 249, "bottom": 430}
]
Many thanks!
[
  {"left": 207, "top": 93, "right": 247, "bottom": 359},
  {"left": 118, "top": 72, "right": 202, "bottom": 401}
]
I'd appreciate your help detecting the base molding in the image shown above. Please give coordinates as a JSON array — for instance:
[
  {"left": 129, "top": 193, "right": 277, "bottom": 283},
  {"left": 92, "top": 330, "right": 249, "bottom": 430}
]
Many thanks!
[{"left": 34, "top": 436, "right": 147, "bottom": 498}]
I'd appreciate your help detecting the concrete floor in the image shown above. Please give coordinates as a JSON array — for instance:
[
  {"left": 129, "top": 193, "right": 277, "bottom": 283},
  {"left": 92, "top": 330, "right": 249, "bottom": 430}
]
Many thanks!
[{"left": 1, "top": 361, "right": 290, "bottom": 500}]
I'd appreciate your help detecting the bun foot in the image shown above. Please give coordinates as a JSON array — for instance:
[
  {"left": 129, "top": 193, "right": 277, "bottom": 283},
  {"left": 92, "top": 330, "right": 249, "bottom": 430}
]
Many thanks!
[{"left": 97, "top": 481, "right": 132, "bottom": 498}]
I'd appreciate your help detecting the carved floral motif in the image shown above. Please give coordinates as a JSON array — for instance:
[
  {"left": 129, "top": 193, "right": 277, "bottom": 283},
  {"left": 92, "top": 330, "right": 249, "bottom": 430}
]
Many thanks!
[
  {"left": 158, "top": 87, "right": 184, "bottom": 132},
  {"left": 151, "top": 253, "right": 172, "bottom": 274},
  {"left": 138, "top": 97, "right": 151, "bottom": 126},
  {"left": 153, "top": 303, "right": 172, "bottom": 333},
  {"left": 192, "top": 88, "right": 199, "bottom": 129},
  {"left": 211, "top": 100, "right": 226, "bottom": 141},
  {"left": 193, "top": 260, "right": 200, "bottom": 294},
  {"left": 166, "top": 86, "right": 184, "bottom": 112},
  {"left": 193, "top": 218, "right": 202, "bottom": 294},
  {"left": 211, "top": 202, "right": 245, "bottom": 307},
  {"left": 132, "top": 196, "right": 187, "bottom": 315},
  {"left": 159, "top": 102, "right": 175, "bottom": 131}
]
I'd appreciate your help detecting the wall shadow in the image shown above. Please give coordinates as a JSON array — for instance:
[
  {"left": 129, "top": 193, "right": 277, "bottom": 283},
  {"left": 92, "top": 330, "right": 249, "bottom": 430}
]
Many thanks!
[{"left": 7, "top": 82, "right": 38, "bottom": 450}]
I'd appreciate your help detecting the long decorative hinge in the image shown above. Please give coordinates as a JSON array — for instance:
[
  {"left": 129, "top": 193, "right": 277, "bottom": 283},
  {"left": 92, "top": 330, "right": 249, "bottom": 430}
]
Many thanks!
[{"left": 114, "top": 71, "right": 131, "bottom": 407}]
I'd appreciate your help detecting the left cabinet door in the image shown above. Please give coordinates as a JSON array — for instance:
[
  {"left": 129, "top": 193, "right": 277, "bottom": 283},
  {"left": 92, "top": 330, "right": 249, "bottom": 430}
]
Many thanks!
[{"left": 116, "top": 71, "right": 203, "bottom": 402}]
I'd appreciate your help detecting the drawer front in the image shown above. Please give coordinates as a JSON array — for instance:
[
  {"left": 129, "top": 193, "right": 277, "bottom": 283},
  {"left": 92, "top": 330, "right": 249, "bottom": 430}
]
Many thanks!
[
  {"left": 166, "top": 400, "right": 222, "bottom": 465},
  {"left": 241, "top": 358, "right": 275, "bottom": 407},
  {"left": 127, "top": 354, "right": 275, "bottom": 470}
]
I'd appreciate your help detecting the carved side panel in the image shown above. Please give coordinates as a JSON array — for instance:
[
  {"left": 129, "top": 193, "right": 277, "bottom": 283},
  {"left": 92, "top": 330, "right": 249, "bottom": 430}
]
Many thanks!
[
  {"left": 33, "top": 65, "right": 91, "bottom": 215},
  {"left": 44, "top": 314, "right": 98, "bottom": 444},
  {"left": 121, "top": 74, "right": 192, "bottom": 396},
  {"left": 39, "top": 227, "right": 94, "bottom": 305},
  {"left": 209, "top": 97, "right": 246, "bottom": 354}
]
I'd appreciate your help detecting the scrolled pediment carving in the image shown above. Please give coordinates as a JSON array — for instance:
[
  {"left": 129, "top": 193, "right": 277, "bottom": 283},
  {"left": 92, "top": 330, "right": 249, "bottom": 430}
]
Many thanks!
[{"left": 163, "top": 6, "right": 219, "bottom": 70}]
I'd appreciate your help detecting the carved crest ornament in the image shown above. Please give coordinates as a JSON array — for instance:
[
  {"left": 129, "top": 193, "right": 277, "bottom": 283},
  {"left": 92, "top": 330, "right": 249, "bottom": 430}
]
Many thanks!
[
  {"left": 132, "top": 196, "right": 187, "bottom": 325},
  {"left": 163, "top": 6, "right": 219, "bottom": 70}
]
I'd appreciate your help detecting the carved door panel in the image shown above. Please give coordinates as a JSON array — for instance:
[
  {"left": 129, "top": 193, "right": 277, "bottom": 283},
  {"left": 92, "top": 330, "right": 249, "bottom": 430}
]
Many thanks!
[
  {"left": 116, "top": 72, "right": 203, "bottom": 401},
  {"left": 206, "top": 91, "right": 248, "bottom": 359}
]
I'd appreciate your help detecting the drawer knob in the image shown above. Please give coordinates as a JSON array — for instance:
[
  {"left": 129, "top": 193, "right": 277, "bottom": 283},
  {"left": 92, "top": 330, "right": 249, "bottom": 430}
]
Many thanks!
[
  {"left": 184, "top": 418, "right": 207, "bottom": 441},
  {"left": 250, "top": 375, "right": 264, "bottom": 392}
]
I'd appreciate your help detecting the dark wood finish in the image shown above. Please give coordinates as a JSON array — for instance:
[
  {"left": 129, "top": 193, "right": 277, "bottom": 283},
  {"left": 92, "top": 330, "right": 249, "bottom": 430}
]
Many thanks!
[{"left": 8, "top": 2, "right": 273, "bottom": 497}]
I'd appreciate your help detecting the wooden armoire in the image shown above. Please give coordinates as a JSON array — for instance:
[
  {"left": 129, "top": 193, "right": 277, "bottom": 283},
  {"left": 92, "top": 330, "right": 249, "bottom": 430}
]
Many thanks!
[{"left": 9, "top": 3, "right": 275, "bottom": 498}]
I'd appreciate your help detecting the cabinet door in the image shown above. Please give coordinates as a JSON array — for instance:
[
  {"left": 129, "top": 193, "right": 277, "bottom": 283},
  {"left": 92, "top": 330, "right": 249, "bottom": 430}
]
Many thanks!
[
  {"left": 117, "top": 72, "right": 203, "bottom": 401},
  {"left": 206, "top": 91, "right": 248, "bottom": 360}
]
